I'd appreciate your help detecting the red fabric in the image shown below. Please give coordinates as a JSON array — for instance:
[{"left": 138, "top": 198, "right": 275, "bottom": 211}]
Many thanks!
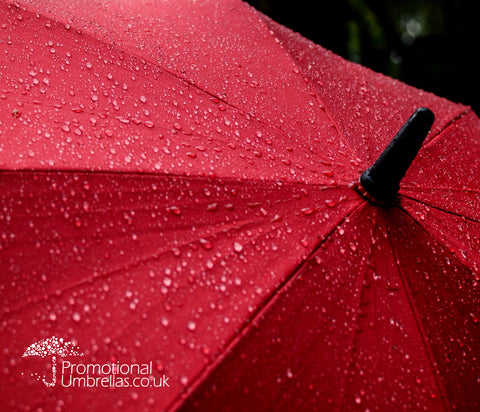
[{"left": 1, "top": 1, "right": 479, "bottom": 411}]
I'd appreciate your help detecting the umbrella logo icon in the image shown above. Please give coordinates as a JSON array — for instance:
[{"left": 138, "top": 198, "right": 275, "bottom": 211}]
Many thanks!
[{"left": 22, "top": 337, "right": 83, "bottom": 387}]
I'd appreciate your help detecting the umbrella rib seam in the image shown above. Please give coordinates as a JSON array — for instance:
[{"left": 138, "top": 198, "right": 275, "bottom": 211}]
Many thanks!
[
  {"left": 383, "top": 208, "right": 451, "bottom": 411},
  {"left": 423, "top": 108, "right": 472, "bottom": 149},
  {"left": 0, "top": 214, "right": 267, "bottom": 322},
  {"left": 401, "top": 186, "right": 480, "bottom": 194},
  {"left": 6, "top": 0, "right": 331, "bottom": 167},
  {"left": 252, "top": 9, "right": 359, "bottom": 163},
  {"left": 336, "top": 206, "right": 382, "bottom": 412},
  {"left": 0, "top": 169, "right": 355, "bottom": 188},
  {"left": 166, "top": 199, "right": 366, "bottom": 412},
  {"left": 400, "top": 194, "right": 480, "bottom": 224}
]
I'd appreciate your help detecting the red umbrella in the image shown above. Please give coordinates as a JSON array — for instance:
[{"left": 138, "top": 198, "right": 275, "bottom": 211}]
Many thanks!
[{"left": 1, "top": 0, "right": 479, "bottom": 411}]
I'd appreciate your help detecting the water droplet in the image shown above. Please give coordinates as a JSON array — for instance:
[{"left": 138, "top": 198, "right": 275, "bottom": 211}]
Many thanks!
[
  {"left": 301, "top": 207, "right": 315, "bottom": 216},
  {"left": 169, "top": 206, "right": 181, "bottom": 216},
  {"left": 187, "top": 321, "right": 196, "bottom": 331},
  {"left": 72, "top": 312, "right": 81, "bottom": 322},
  {"left": 200, "top": 238, "right": 213, "bottom": 250},
  {"left": 325, "top": 199, "right": 337, "bottom": 208},
  {"left": 207, "top": 203, "right": 219, "bottom": 212},
  {"left": 233, "top": 242, "right": 243, "bottom": 253}
]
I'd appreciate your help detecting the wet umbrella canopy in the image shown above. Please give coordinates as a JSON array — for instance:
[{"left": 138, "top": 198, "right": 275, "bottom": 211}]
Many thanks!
[{"left": 1, "top": 0, "right": 479, "bottom": 411}]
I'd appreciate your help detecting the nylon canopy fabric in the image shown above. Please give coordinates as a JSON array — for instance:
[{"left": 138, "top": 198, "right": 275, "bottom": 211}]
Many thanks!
[{"left": 1, "top": 1, "right": 479, "bottom": 411}]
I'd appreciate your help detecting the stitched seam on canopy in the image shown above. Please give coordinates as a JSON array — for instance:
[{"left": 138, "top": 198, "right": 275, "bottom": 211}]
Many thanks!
[
  {"left": 399, "top": 201, "right": 480, "bottom": 302},
  {"left": 399, "top": 203, "right": 479, "bottom": 268},
  {"left": 2, "top": 1, "right": 257, "bottom": 124},
  {"left": 2, "top": 178, "right": 355, "bottom": 318},
  {"left": 166, "top": 199, "right": 367, "bottom": 411},
  {"left": 422, "top": 108, "right": 472, "bottom": 149},
  {"left": 400, "top": 194, "right": 480, "bottom": 224},
  {"left": 4, "top": 0, "right": 337, "bottom": 173},
  {"left": 86, "top": 210, "right": 321, "bottom": 353},
  {"left": 0, "top": 169, "right": 354, "bottom": 191},
  {"left": 336, "top": 206, "right": 380, "bottom": 412},
  {"left": 251, "top": 6, "right": 472, "bottom": 168},
  {"left": 383, "top": 207, "right": 451, "bottom": 411},
  {"left": 250, "top": 7, "right": 359, "bottom": 163},
  {"left": 0, "top": 213, "right": 267, "bottom": 323},
  {"left": 401, "top": 187, "right": 480, "bottom": 194}
]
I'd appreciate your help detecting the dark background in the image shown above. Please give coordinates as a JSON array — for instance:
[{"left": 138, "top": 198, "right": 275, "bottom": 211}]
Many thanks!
[{"left": 246, "top": 0, "right": 478, "bottom": 114}]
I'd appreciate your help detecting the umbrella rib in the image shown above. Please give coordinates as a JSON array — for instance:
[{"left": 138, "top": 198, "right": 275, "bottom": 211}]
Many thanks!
[
  {"left": 382, "top": 208, "right": 451, "bottom": 411},
  {"left": 0, "top": 169, "right": 353, "bottom": 192},
  {"left": 4, "top": 183, "right": 353, "bottom": 316},
  {"left": 422, "top": 108, "right": 472, "bottom": 149},
  {"left": 397, "top": 201, "right": 480, "bottom": 286},
  {"left": 10, "top": 2, "right": 336, "bottom": 167},
  {"left": 1, "top": 176, "right": 354, "bottom": 322},
  {"left": 77, "top": 194, "right": 362, "bottom": 352},
  {"left": 252, "top": 9, "right": 359, "bottom": 163},
  {"left": 0, "top": 214, "right": 267, "bottom": 323},
  {"left": 400, "top": 193, "right": 480, "bottom": 224},
  {"left": 6, "top": 2, "right": 250, "bottom": 128},
  {"left": 401, "top": 186, "right": 480, "bottom": 195},
  {"left": 166, "top": 198, "right": 366, "bottom": 412},
  {"left": 4, "top": 93, "right": 315, "bottom": 170},
  {"left": 72, "top": 194, "right": 355, "bottom": 369},
  {"left": 336, "top": 207, "right": 381, "bottom": 412},
  {"left": 397, "top": 205, "right": 480, "bottom": 286},
  {"left": 101, "top": 204, "right": 335, "bottom": 353}
]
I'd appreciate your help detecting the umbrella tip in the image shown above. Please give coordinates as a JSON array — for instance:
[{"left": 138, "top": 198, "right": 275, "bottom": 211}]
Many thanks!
[{"left": 359, "top": 107, "right": 435, "bottom": 205}]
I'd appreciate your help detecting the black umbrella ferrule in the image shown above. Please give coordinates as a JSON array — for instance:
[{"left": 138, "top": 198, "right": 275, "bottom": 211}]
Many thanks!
[{"left": 360, "top": 107, "right": 435, "bottom": 204}]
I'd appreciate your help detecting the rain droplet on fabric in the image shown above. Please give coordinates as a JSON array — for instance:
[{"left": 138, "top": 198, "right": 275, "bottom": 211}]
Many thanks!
[{"left": 233, "top": 242, "right": 243, "bottom": 252}]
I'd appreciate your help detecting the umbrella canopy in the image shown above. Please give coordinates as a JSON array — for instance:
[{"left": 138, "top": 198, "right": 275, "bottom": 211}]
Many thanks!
[
  {"left": 1, "top": 0, "right": 479, "bottom": 411},
  {"left": 22, "top": 336, "right": 83, "bottom": 358}
]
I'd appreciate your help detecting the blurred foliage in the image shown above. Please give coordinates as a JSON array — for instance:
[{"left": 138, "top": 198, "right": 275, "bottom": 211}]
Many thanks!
[{"left": 246, "top": 0, "right": 478, "bottom": 113}]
